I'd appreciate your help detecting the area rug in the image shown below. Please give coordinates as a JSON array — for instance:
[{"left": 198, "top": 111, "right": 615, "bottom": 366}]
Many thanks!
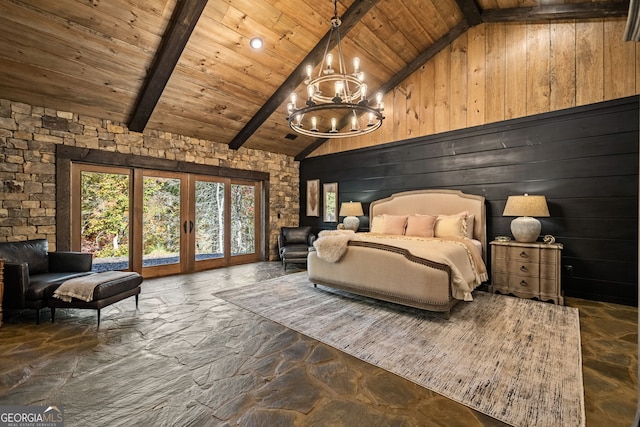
[{"left": 214, "top": 272, "right": 585, "bottom": 427}]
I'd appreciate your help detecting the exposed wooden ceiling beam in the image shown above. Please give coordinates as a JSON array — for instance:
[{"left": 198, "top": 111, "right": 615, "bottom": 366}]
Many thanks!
[
  {"left": 482, "top": 2, "right": 629, "bottom": 22},
  {"left": 128, "top": 0, "right": 208, "bottom": 132},
  {"left": 228, "top": 0, "right": 381, "bottom": 151},
  {"left": 295, "top": 22, "right": 469, "bottom": 161},
  {"left": 454, "top": 0, "right": 482, "bottom": 27}
]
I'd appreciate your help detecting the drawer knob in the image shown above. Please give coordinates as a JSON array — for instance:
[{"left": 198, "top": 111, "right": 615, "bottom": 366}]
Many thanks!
[
  {"left": 520, "top": 265, "right": 528, "bottom": 272},
  {"left": 519, "top": 251, "right": 528, "bottom": 258},
  {"left": 520, "top": 280, "right": 528, "bottom": 286}
]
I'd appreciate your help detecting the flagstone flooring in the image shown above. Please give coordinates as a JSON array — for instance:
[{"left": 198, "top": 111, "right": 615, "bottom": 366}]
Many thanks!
[{"left": 0, "top": 262, "right": 636, "bottom": 426}]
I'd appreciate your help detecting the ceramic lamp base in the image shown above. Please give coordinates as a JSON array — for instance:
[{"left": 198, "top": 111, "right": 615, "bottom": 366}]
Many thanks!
[
  {"left": 343, "top": 216, "right": 360, "bottom": 232},
  {"left": 510, "top": 216, "right": 541, "bottom": 242}
]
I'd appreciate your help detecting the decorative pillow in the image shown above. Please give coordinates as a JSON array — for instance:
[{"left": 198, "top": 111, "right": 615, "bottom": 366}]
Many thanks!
[
  {"left": 370, "top": 215, "right": 384, "bottom": 233},
  {"left": 466, "top": 214, "right": 475, "bottom": 239},
  {"left": 405, "top": 214, "right": 436, "bottom": 237},
  {"left": 381, "top": 214, "right": 408, "bottom": 235},
  {"left": 434, "top": 213, "right": 467, "bottom": 238}
]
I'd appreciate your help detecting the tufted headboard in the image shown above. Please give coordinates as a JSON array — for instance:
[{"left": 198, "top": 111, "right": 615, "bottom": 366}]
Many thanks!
[{"left": 369, "top": 189, "right": 487, "bottom": 260}]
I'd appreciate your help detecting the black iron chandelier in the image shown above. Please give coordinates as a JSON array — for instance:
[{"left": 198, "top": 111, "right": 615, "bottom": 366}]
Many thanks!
[{"left": 286, "top": 0, "right": 384, "bottom": 139}]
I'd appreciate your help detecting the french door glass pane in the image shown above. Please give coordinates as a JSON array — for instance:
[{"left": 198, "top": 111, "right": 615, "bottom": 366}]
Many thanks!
[
  {"left": 142, "top": 176, "right": 181, "bottom": 267},
  {"left": 195, "top": 180, "right": 225, "bottom": 260},
  {"left": 231, "top": 184, "right": 255, "bottom": 255},
  {"left": 80, "top": 171, "right": 130, "bottom": 272}
]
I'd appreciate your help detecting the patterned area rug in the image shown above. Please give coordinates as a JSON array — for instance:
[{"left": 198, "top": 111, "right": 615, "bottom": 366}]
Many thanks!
[{"left": 215, "top": 272, "right": 585, "bottom": 427}]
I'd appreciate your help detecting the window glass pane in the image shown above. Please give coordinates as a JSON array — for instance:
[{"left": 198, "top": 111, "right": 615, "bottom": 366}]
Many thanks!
[
  {"left": 195, "top": 180, "right": 225, "bottom": 260},
  {"left": 142, "top": 176, "right": 181, "bottom": 267},
  {"left": 81, "top": 171, "right": 130, "bottom": 272},
  {"left": 231, "top": 184, "right": 255, "bottom": 255}
]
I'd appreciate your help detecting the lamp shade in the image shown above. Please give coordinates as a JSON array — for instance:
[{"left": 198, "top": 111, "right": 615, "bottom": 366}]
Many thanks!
[
  {"left": 339, "top": 202, "right": 364, "bottom": 217},
  {"left": 503, "top": 194, "right": 550, "bottom": 243},
  {"left": 503, "top": 195, "right": 549, "bottom": 217}
]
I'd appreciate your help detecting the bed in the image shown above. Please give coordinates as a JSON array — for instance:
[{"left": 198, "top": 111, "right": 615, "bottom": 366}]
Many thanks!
[{"left": 307, "top": 189, "right": 488, "bottom": 318}]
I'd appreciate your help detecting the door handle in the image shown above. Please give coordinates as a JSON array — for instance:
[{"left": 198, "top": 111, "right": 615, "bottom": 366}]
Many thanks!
[
  {"left": 189, "top": 221, "right": 194, "bottom": 233},
  {"left": 183, "top": 221, "right": 188, "bottom": 234}
]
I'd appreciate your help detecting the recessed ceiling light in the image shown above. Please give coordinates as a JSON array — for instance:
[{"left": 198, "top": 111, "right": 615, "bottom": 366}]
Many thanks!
[{"left": 250, "top": 37, "right": 263, "bottom": 49}]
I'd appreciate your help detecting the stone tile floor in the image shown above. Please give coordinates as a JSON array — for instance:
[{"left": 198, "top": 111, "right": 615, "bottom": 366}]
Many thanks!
[{"left": 0, "top": 262, "right": 636, "bottom": 426}]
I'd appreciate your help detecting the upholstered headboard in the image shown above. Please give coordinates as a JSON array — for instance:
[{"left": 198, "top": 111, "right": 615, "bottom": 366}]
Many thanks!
[{"left": 369, "top": 189, "right": 487, "bottom": 260}]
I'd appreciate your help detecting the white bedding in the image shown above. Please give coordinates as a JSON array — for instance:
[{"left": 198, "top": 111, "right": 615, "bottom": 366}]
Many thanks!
[{"left": 355, "top": 233, "right": 488, "bottom": 301}]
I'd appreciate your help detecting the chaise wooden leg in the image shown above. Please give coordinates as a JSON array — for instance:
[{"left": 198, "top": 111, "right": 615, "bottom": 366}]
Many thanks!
[
  {"left": 97, "top": 309, "right": 100, "bottom": 328},
  {"left": 135, "top": 294, "right": 139, "bottom": 308},
  {"left": 51, "top": 307, "right": 56, "bottom": 323},
  {"left": 35, "top": 308, "right": 40, "bottom": 325}
]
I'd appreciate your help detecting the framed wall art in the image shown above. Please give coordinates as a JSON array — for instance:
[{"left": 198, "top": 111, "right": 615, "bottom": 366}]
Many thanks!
[
  {"left": 306, "top": 179, "right": 319, "bottom": 216},
  {"left": 323, "top": 182, "right": 338, "bottom": 222}
]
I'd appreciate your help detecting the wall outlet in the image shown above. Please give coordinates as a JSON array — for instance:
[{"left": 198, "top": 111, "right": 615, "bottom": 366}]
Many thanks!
[{"left": 564, "top": 265, "right": 573, "bottom": 275}]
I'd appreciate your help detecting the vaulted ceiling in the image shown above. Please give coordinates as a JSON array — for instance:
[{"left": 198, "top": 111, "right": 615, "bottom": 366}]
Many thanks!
[{"left": 0, "top": 0, "right": 630, "bottom": 159}]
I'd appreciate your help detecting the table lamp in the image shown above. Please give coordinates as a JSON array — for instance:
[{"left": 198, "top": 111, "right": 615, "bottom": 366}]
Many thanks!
[
  {"left": 502, "top": 194, "right": 550, "bottom": 242},
  {"left": 339, "top": 201, "right": 364, "bottom": 232}
]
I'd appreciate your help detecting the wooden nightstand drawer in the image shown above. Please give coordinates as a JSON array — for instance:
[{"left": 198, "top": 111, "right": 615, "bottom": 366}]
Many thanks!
[
  {"left": 492, "top": 273, "right": 540, "bottom": 295},
  {"left": 506, "top": 260, "right": 539, "bottom": 277},
  {"left": 507, "top": 246, "right": 540, "bottom": 263}
]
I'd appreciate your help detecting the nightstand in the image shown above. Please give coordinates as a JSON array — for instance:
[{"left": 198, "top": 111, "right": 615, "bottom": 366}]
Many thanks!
[{"left": 490, "top": 240, "right": 563, "bottom": 305}]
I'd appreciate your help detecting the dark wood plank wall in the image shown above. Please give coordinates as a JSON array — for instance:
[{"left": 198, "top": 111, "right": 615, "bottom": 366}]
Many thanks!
[{"left": 300, "top": 96, "right": 639, "bottom": 306}]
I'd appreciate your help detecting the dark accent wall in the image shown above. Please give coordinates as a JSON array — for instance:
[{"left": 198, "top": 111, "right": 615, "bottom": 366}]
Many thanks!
[{"left": 300, "top": 96, "right": 639, "bottom": 306}]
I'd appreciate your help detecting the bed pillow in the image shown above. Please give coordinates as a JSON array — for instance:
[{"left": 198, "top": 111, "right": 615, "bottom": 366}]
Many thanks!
[
  {"left": 370, "top": 215, "right": 384, "bottom": 233},
  {"left": 381, "top": 214, "right": 408, "bottom": 235},
  {"left": 466, "top": 214, "right": 475, "bottom": 239},
  {"left": 434, "top": 213, "right": 467, "bottom": 238},
  {"left": 405, "top": 214, "right": 437, "bottom": 237}
]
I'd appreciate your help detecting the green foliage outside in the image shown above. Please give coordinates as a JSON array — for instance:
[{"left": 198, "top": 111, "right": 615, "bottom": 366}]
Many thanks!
[
  {"left": 81, "top": 172, "right": 130, "bottom": 258},
  {"left": 81, "top": 172, "right": 256, "bottom": 261}
]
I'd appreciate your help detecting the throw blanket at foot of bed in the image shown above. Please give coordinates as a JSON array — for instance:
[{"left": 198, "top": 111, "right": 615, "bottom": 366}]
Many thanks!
[
  {"left": 53, "top": 271, "right": 140, "bottom": 302},
  {"left": 312, "top": 230, "right": 360, "bottom": 262}
]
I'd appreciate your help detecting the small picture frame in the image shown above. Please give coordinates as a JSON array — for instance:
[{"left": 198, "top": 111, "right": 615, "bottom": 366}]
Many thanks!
[
  {"left": 323, "top": 182, "right": 338, "bottom": 222},
  {"left": 306, "top": 179, "right": 319, "bottom": 217}
]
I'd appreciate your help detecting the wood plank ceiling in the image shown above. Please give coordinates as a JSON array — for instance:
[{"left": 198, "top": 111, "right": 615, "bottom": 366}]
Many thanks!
[{"left": 0, "top": 0, "right": 630, "bottom": 158}]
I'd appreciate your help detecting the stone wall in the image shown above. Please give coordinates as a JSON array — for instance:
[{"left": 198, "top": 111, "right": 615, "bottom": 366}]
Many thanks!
[{"left": 0, "top": 98, "right": 299, "bottom": 260}]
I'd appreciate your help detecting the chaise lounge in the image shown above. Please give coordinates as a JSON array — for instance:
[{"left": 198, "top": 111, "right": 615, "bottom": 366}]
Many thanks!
[{"left": 0, "top": 239, "right": 142, "bottom": 325}]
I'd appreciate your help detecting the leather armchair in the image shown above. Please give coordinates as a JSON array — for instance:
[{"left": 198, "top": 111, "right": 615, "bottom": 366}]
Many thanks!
[
  {"left": 278, "top": 226, "right": 316, "bottom": 271},
  {"left": 0, "top": 239, "right": 93, "bottom": 323}
]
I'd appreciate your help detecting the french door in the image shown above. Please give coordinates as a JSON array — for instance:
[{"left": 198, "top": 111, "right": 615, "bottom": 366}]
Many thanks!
[{"left": 72, "top": 164, "right": 262, "bottom": 278}]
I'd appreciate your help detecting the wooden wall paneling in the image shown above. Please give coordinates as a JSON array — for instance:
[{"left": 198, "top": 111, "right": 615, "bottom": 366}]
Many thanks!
[
  {"left": 300, "top": 96, "right": 639, "bottom": 305},
  {"left": 419, "top": 61, "right": 437, "bottom": 135},
  {"left": 450, "top": 33, "right": 469, "bottom": 130},
  {"left": 526, "top": 23, "right": 550, "bottom": 116},
  {"left": 434, "top": 46, "right": 452, "bottom": 133},
  {"left": 381, "top": 91, "right": 395, "bottom": 144},
  {"left": 467, "top": 25, "right": 486, "bottom": 127},
  {"left": 604, "top": 19, "right": 637, "bottom": 100},
  {"left": 485, "top": 23, "right": 506, "bottom": 124},
  {"left": 549, "top": 21, "right": 576, "bottom": 110},
  {"left": 393, "top": 84, "right": 409, "bottom": 141},
  {"left": 405, "top": 73, "right": 421, "bottom": 138},
  {"left": 576, "top": 20, "right": 605, "bottom": 105},
  {"left": 504, "top": 24, "right": 527, "bottom": 119}
]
